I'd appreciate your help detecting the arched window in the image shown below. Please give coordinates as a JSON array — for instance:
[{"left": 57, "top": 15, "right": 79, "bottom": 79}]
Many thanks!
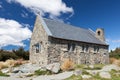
[{"left": 97, "top": 31, "right": 101, "bottom": 36}]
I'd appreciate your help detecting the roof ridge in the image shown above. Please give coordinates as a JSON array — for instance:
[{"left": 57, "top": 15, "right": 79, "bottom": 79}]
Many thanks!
[{"left": 43, "top": 18, "right": 88, "bottom": 31}]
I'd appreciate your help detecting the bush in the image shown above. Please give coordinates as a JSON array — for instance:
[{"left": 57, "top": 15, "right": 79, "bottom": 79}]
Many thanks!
[
  {"left": 110, "top": 47, "right": 120, "bottom": 59},
  {"left": 12, "top": 47, "right": 29, "bottom": 60},
  {"left": 0, "top": 47, "right": 29, "bottom": 61},
  {"left": 0, "top": 51, "right": 18, "bottom": 61},
  {"left": 60, "top": 58, "right": 74, "bottom": 71}
]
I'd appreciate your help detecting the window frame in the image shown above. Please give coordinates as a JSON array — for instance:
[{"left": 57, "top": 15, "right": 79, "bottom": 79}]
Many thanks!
[
  {"left": 68, "top": 43, "right": 76, "bottom": 52},
  {"left": 94, "top": 46, "right": 99, "bottom": 53},
  {"left": 82, "top": 44, "right": 89, "bottom": 52},
  {"left": 34, "top": 43, "right": 41, "bottom": 53}
]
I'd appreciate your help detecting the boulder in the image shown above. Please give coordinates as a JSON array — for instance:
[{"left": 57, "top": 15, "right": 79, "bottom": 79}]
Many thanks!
[
  {"left": 99, "top": 71, "right": 111, "bottom": 79},
  {"left": 81, "top": 75, "right": 92, "bottom": 79},
  {"left": 89, "top": 65, "right": 94, "bottom": 69},
  {"left": 46, "top": 63, "right": 60, "bottom": 73},
  {"left": 74, "top": 69, "right": 82, "bottom": 76},
  {"left": 101, "top": 64, "right": 120, "bottom": 72},
  {"left": 1, "top": 68, "right": 9, "bottom": 73},
  {"left": 86, "top": 70, "right": 100, "bottom": 75}
]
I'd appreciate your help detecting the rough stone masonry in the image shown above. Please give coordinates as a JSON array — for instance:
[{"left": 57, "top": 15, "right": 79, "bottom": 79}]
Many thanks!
[{"left": 30, "top": 15, "right": 109, "bottom": 66}]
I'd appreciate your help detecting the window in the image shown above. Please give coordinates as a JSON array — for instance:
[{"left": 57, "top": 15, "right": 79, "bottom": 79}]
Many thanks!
[
  {"left": 94, "top": 46, "right": 99, "bottom": 52},
  {"left": 82, "top": 44, "right": 89, "bottom": 52},
  {"left": 68, "top": 43, "right": 76, "bottom": 52},
  {"left": 86, "top": 45, "right": 89, "bottom": 52},
  {"left": 72, "top": 43, "right": 75, "bottom": 51},
  {"left": 68, "top": 43, "right": 71, "bottom": 51},
  {"left": 82, "top": 45, "right": 85, "bottom": 52},
  {"left": 97, "top": 31, "right": 101, "bottom": 36},
  {"left": 35, "top": 43, "right": 41, "bottom": 53}
]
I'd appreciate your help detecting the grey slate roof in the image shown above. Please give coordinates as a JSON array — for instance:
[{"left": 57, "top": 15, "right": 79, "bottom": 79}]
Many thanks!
[{"left": 43, "top": 18, "right": 107, "bottom": 45}]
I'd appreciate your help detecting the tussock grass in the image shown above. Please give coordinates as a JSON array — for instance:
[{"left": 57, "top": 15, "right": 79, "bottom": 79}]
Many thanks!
[
  {"left": 110, "top": 58, "right": 120, "bottom": 66},
  {"left": 61, "top": 58, "right": 75, "bottom": 71},
  {"left": 0, "top": 59, "right": 28, "bottom": 69}
]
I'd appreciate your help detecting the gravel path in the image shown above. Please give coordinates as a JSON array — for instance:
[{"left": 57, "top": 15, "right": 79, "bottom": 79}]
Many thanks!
[
  {"left": 0, "top": 71, "right": 73, "bottom": 80},
  {"left": 0, "top": 76, "right": 33, "bottom": 80},
  {"left": 33, "top": 71, "right": 73, "bottom": 80}
]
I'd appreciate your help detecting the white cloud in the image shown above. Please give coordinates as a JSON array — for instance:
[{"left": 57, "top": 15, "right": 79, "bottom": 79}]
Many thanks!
[
  {"left": 106, "top": 39, "right": 120, "bottom": 43},
  {"left": 106, "top": 38, "right": 120, "bottom": 51},
  {"left": 7, "top": 0, "right": 74, "bottom": 18},
  {"left": 0, "top": 5, "right": 2, "bottom": 9},
  {"left": 0, "top": 18, "right": 32, "bottom": 47},
  {"left": 21, "top": 11, "right": 28, "bottom": 18},
  {"left": 112, "top": 40, "right": 120, "bottom": 43}
]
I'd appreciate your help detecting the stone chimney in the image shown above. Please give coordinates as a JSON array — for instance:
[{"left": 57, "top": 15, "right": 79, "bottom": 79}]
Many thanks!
[{"left": 96, "top": 28, "right": 105, "bottom": 42}]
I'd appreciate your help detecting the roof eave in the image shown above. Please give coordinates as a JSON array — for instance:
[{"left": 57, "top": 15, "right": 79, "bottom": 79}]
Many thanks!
[{"left": 49, "top": 36, "right": 109, "bottom": 46}]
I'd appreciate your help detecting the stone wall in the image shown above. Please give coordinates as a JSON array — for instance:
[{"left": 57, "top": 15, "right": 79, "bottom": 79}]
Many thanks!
[
  {"left": 47, "top": 37, "right": 109, "bottom": 65},
  {"left": 30, "top": 16, "right": 109, "bottom": 66},
  {"left": 30, "top": 16, "right": 48, "bottom": 66}
]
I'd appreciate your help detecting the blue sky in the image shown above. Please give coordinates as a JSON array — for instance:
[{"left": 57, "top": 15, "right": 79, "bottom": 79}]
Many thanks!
[{"left": 0, "top": 0, "right": 120, "bottom": 51}]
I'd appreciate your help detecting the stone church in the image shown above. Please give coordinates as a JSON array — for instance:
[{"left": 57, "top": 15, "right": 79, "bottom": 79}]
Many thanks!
[{"left": 30, "top": 15, "right": 109, "bottom": 66}]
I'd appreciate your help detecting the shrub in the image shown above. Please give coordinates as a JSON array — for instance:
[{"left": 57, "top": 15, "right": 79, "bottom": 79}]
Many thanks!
[
  {"left": 12, "top": 47, "right": 29, "bottom": 60},
  {"left": 0, "top": 47, "right": 29, "bottom": 61},
  {"left": 110, "top": 47, "right": 120, "bottom": 59},
  {"left": 0, "top": 51, "right": 18, "bottom": 61},
  {"left": 60, "top": 58, "right": 74, "bottom": 71}
]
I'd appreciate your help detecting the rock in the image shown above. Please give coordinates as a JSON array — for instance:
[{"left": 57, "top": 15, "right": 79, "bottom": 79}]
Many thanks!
[
  {"left": 99, "top": 71, "right": 111, "bottom": 79},
  {"left": 74, "top": 69, "right": 82, "bottom": 76},
  {"left": 89, "top": 65, "right": 94, "bottom": 69},
  {"left": 101, "top": 64, "right": 120, "bottom": 72},
  {"left": 86, "top": 70, "right": 100, "bottom": 75},
  {"left": 12, "top": 63, "right": 41, "bottom": 73},
  {"left": 1, "top": 68, "right": 9, "bottom": 73},
  {"left": 46, "top": 63, "right": 60, "bottom": 73},
  {"left": 81, "top": 75, "right": 92, "bottom": 79},
  {"left": 12, "top": 70, "right": 24, "bottom": 73}
]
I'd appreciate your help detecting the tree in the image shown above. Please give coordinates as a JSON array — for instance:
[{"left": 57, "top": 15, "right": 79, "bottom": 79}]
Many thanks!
[
  {"left": 109, "top": 47, "right": 120, "bottom": 59},
  {"left": 12, "top": 47, "right": 29, "bottom": 60}
]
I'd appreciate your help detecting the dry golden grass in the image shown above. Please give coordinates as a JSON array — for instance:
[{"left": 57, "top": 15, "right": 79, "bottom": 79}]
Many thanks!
[
  {"left": 60, "top": 58, "right": 75, "bottom": 71},
  {"left": 0, "top": 62, "right": 5, "bottom": 69},
  {"left": 0, "top": 59, "right": 28, "bottom": 69},
  {"left": 5, "top": 59, "right": 15, "bottom": 67},
  {"left": 110, "top": 58, "right": 117, "bottom": 64},
  {"left": 110, "top": 58, "right": 120, "bottom": 66},
  {"left": 112, "top": 59, "right": 120, "bottom": 66}
]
